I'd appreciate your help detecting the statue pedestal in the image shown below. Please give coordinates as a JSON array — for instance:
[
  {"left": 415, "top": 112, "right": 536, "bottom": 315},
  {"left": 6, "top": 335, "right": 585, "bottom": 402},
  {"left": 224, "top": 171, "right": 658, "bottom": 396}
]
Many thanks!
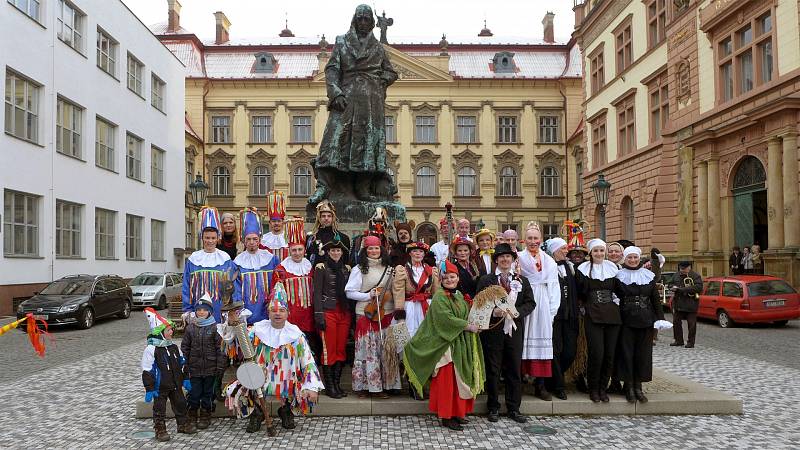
[{"left": 306, "top": 198, "right": 406, "bottom": 233}]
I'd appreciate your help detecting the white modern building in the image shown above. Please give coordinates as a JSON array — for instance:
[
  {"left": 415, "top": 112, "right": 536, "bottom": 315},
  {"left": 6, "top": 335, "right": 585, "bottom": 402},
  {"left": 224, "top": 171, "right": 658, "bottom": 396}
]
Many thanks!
[{"left": 0, "top": 0, "right": 185, "bottom": 315}]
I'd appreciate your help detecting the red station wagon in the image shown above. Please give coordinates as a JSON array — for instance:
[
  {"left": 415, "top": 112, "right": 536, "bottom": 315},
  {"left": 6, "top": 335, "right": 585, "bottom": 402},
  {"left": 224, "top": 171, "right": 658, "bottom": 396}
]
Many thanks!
[{"left": 698, "top": 275, "right": 800, "bottom": 328}]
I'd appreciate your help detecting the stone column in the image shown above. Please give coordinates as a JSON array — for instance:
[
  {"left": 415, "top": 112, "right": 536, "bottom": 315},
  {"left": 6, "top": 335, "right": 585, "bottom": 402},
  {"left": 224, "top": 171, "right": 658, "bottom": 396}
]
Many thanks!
[
  {"left": 697, "top": 161, "right": 708, "bottom": 252},
  {"left": 676, "top": 146, "right": 695, "bottom": 256},
  {"left": 707, "top": 158, "right": 722, "bottom": 252},
  {"left": 782, "top": 132, "right": 800, "bottom": 248},
  {"left": 767, "top": 136, "right": 785, "bottom": 249}
]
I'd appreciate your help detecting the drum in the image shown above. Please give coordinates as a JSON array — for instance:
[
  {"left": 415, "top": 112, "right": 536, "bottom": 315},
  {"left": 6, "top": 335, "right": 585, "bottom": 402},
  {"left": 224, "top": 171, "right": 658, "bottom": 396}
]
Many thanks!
[{"left": 236, "top": 362, "right": 266, "bottom": 390}]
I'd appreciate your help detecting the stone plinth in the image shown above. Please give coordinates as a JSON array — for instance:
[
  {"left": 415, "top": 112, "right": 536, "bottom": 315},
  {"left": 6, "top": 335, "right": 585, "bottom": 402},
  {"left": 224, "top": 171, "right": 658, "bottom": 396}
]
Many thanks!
[{"left": 305, "top": 198, "right": 406, "bottom": 225}]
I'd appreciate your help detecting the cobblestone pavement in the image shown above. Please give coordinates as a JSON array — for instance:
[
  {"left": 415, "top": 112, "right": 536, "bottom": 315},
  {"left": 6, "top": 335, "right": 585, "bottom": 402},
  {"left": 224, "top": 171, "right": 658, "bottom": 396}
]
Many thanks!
[{"left": 1, "top": 312, "right": 798, "bottom": 449}]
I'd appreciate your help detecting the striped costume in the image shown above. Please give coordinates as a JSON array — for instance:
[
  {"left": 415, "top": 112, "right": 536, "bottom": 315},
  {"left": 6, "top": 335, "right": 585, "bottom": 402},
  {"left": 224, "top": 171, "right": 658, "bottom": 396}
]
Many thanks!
[
  {"left": 233, "top": 250, "right": 278, "bottom": 324},
  {"left": 182, "top": 249, "right": 235, "bottom": 322},
  {"left": 271, "top": 257, "right": 315, "bottom": 333}
]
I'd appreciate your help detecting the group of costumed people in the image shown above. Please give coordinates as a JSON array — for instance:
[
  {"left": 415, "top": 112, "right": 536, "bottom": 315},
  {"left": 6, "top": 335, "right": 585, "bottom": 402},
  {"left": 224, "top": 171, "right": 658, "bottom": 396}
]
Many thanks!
[{"left": 140, "top": 193, "right": 676, "bottom": 438}]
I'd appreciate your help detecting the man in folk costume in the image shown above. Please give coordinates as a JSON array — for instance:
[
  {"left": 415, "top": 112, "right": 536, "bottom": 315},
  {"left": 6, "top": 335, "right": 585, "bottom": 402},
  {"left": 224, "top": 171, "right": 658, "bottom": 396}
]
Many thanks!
[
  {"left": 261, "top": 191, "right": 290, "bottom": 262},
  {"left": 473, "top": 228, "right": 496, "bottom": 276},
  {"left": 403, "top": 260, "right": 485, "bottom": 431},
  {"left": 182, "top": 207, "right": 235, "bottom": 322},
  {"left": 475, "top": 243, "right": 536, "bottom": 423},
  {"left": 543, "top": 238, "right": 580, "bottom": 400},
  {"left": 312, "top": 233, "right": 352, "bottom": 399},
  {"left": 518, "top": 221, "right": 560, "bottom": 401},
  {"left": 306, "top": 200, "right": 351, "bottom": 266},
  {"left": 390, "top": 220, "right": 415, "bottom": 267},
  {"left": 233, "top": 208, "right": 278, "bottom": 324},
  {"left": 430, "top": 217, "right": 452, "bottom": 265},
  {"left": 393, "top": 241, "right": 441, "bottom": 338}
]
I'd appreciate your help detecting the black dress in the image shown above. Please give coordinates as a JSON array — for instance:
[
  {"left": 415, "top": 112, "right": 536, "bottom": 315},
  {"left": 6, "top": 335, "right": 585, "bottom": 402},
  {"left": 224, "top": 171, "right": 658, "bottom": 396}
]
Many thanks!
[
  {"left": 547, "top": 260, "right": 580, "bottom": 393},
  {"left": 455, "top": 260, "right": 479, "bottom": 299}
]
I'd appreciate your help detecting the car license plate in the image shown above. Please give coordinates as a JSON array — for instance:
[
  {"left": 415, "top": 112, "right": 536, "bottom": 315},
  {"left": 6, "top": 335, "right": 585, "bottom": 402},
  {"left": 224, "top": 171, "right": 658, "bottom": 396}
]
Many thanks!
[
  {"left": 763, "top": 299, "right": 785, "bottom": 308},
  {"left": 33, "top": 314, "right": 48, "bottom": 320}
]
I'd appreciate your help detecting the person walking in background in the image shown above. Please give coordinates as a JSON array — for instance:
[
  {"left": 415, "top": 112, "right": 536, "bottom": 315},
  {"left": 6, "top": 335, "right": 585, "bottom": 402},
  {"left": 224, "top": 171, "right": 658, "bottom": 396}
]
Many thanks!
[{"left": 669, "top": 261, "right": 703, "bottom": 349}]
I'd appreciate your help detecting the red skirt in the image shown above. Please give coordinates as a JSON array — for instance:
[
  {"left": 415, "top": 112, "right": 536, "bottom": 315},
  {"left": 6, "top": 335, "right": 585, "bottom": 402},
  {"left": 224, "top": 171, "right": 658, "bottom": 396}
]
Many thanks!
[
  {"left": 522, "top": 359, "right": 552, "bottom": 377},
  {"left": 429, "top": 363, "right": 474, "bottom": 419}
]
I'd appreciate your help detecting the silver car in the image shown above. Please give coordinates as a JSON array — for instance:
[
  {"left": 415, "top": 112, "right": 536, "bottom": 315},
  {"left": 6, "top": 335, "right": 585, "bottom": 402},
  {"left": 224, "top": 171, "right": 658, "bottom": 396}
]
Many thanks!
[{"left": 129, "top": 272, "right": 181, "bottom": 310}]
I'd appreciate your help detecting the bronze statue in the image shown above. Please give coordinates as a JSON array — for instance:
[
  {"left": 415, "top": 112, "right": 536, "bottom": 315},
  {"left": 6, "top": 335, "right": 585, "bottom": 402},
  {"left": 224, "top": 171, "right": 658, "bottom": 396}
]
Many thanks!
[{"left": 376, "top": 11, "right": 393, "bottom": 44}]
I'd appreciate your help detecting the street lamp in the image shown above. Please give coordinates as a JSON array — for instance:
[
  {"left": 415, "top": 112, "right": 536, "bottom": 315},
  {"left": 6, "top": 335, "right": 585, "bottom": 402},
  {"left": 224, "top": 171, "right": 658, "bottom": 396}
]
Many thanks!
[
  {"left": 189, "top": 173, "right": 209, "bottom": 207},
  {"left": 591, "top": 173, "right": 611, "bottom": 240},
  {"left": 477, "top": 218, "right": 485, "bottom": 231}
]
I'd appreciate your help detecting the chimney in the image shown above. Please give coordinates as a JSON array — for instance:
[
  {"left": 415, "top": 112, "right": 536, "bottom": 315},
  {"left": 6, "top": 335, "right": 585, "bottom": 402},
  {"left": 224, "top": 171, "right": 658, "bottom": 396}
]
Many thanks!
[
  {"left": 214, "top": 11, "right": 231, "bottom": 44},
  {"left": 167, "top": 0, "right": 181, "bottom": 33},
  {"left": 542, "top": 11, "right": 555, "bottom": 43},
  {"left": 574, "top": 1, "right": 586, "bottom": 29}
]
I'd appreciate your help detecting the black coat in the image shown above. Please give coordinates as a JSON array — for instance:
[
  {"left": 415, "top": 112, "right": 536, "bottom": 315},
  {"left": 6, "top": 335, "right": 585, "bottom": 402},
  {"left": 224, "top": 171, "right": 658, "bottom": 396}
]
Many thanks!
[
  {"left": 613, "top": 275, "right": 665, "bottom": 328},
  {"left": 475, "top": 272, "right": 536, "bottom": 331},
  {"left": 142, "top": 344, "right": 187, "bottom": 393},
  {"left": 455, "top": 260, "right": 480, "bottom": 299},
  {"left": 181, "top": 323, "right": 227, "bottom": 378},
  {"left": 307, "top": 227, "right": 352, "bottom": 266},
  {"left": 669, "top": 271, "right": 703, "bottom": 312},
  {"left": 575, "top": 272, "right": 622, "bottom": 325},
  {"left": 554, "top": 261, "right": 579, "bottom": 324},
  {"left": 313, "top": 260, "right": 351, "bottom": 312}
]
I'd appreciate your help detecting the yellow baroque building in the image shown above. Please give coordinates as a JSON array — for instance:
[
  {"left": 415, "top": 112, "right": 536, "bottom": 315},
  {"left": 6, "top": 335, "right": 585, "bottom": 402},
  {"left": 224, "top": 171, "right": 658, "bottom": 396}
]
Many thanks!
[{"left": 155, "top": 6, "right": 584, "bottom": 244}]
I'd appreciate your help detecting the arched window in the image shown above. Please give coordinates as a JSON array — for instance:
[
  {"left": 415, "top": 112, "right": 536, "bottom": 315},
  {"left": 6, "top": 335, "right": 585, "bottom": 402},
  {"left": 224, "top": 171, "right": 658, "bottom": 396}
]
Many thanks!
[
  {"left": 212, "top": 166, "right": 230, "bottom": 195},
  {"left": 622, "top": 196, "right": 635, "bottom": 240},
  {"left": 415, "top": 166, "right": 437, "bottom": 196},
  {"left": 499, "top": 166, "right": 518, "bottom": 196},
  {"left": 415, "top": 222, "right": 438, "bottom": 246},
  {"left": 251, "top": 166, "right": 272, "bottom": 196},
  {"left": 540, "top": 166, "right": 560, "bottom": 196},
  {"left": 456, "top": 166, "right": 478, "bottom": 196},
  {"left": 293, "top": 166, "right": 312, "bottom": 196}
]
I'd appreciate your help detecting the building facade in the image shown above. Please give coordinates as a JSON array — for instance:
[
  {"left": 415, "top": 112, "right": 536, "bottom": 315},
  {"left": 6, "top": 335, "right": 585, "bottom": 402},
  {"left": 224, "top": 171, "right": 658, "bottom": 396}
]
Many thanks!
[
  {"left": 0, "top": 0, "right": 186, "bottom": 315},
  {"left": 574, "top": 0, "right": 800, "bottom": 287},
  {"left": 154, "top": 3, "right": 584, "bottom": 245}
]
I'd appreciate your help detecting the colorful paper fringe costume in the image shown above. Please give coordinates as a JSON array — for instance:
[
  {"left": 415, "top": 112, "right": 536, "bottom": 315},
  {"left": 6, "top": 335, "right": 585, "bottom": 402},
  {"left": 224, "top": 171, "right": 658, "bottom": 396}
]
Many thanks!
[
  {"left": 182, "top": 206, "right": 235, "bottom": 321},
  {"left": 261, "top": 191, "right": 290, "bottom": 261},
  {"left": 271, "top": 217, "right": 315, "bottom": 333},
  {"left": 0, "top": 313, "right": 50, "bottom": 357},
  {"left": 234, "top": 208, "right": 278, "bottom": 323}
]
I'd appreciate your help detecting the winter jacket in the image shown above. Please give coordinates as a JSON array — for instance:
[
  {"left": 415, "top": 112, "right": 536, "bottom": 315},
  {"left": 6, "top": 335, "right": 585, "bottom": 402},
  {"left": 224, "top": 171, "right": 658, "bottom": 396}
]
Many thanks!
[
  {"left": 313, "top": 260, "right": 351, "bottom": 312},
  {"left": 669, "top": 271, "right": 703, "bottom": 313},
  {"left": 142, "top": 343, "right": 188, "bottom": 394},
  {"left": 181, "top": 323, "right": 227, "bottom": 378}
]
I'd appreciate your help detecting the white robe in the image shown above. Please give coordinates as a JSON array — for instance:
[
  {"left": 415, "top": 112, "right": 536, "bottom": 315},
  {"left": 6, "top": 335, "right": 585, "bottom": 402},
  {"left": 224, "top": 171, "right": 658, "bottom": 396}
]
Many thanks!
[{"left": 518, "top": 249, "right": 560, "bottom": 361}]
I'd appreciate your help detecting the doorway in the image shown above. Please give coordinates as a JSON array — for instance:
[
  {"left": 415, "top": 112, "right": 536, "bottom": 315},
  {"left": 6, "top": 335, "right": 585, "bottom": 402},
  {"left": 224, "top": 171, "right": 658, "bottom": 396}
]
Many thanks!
[{"left": 732, "top": 156, "right": 768, "bottom": 251}]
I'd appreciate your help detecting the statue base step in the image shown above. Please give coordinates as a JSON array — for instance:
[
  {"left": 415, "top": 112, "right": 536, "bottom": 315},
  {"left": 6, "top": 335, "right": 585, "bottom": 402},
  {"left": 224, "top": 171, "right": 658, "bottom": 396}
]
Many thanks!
[{"left": 306, "top": 198, "right": 406, "bottom": 227}]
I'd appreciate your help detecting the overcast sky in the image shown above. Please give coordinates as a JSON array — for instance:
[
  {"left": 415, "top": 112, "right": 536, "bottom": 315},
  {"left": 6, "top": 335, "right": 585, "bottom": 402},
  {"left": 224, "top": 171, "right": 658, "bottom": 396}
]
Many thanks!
[{"left": 123, "top": 0, "right": 577, "bottom": 43}]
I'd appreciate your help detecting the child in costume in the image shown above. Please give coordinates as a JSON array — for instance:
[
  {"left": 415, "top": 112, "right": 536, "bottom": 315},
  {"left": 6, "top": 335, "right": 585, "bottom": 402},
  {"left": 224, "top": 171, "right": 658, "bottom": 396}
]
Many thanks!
[
  {"left": 181, "top": 294, "right": 228, "bottom": 430},
  {"left": 234, "top": 208, "right": 278, "bottom": 323},
  {"left": 141, "top": 308, "right": 196, "bottom": 442}
]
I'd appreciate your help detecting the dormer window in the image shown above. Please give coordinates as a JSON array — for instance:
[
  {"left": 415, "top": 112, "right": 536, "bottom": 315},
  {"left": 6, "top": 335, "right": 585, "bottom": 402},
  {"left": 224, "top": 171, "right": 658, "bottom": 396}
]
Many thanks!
[
  {"left": 493, "top": 51, "right": 516, "bottom": 74},
  {"left": 254, "top": 52, "right": 277, "bottom": 73}
]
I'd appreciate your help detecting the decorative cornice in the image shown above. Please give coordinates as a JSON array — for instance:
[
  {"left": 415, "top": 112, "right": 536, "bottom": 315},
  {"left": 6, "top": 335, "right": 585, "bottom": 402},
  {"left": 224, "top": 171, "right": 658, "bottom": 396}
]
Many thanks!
[{"left": 452, "top": 148, "right": 483, "bottom": 171}]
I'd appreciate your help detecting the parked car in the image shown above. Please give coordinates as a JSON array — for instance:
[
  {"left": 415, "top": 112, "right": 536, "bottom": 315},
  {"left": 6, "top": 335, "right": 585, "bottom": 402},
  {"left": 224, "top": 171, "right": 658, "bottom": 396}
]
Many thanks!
[
  {"left": 129, "top": 272, "right": 181, "bottom": 310},
  {"left": 696, "top": 275, "right": 800, "bottom": 328},
  {"left": 16, "top": 275, "right": 132, "bottom": 329}
]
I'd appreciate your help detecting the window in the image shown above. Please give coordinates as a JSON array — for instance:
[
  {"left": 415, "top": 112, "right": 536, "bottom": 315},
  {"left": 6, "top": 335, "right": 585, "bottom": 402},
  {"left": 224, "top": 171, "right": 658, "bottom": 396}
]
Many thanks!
[
  {"left": 543, "top": 224, "right": 559, "bottom": 240},
  {"left": 590, "top": 48, "right": 605, "bottom": 95},
  {"left": 500, "top": 223, "right": 518, "bottom": 233},
  {"left": 96, "top": 117, "right": 115, "bottom": 171},
  {"left": 56, "top": 97, "right": 82, "bottom": 158},
  {"left": 722, "top": 281, "right": 743, "bottom": 298},
  {"left": 56, "top": 200, "right": 81, "bottom": 257},
  {"left": 456, "top": 166, "right": 477, "bottom": 196},
  {"left": 126, "top": 133, "right": 142, "bottom": 180},
  {"left": 499, "top": 166, "right": 518, "bottom": 197},
  {"left": 456, "top": 116, "right": 477, "bottom": 143},
  {"left": 498, "top": 116, "right": 518, "bottom": 143},
  {"left": 211, "top": 116, "right": 231, "bottom": 143},
  {"left": 292, "top": 116, "right": 313, "bottom": 143},
  {"left": 621, "top": 196, "right": 635, "bottom": 240},
  {"left": 186, "top": 159, "right": 194, "bottom": 191},
  {"left": 293, "top": 166, "right": 312, "bottom": 196},
  {"left": 415, "top": 116, "right": 436, "bottom": 143},
  {"left": 616, "top": 95, "right": 636, "bottom": 156},
  {"left": 649, "top": 75, "right": 669, "bottom": 141},
  {"left": 126, "top": 53, "right": 144, "bottom": 96},
  {"left": 8, "top": 0, "right": 40, "bottom": 21},
  {"left": 212, "top": 166, "right": 231, "bottom": 195},
  {"left": 251, "top": 166, "right": 272, "bottom": 196},
  {"left": 185, "top": 219, "right": 194, "bottom": 249},
  {"left": 540, "top": 166, "right": 560, "bottom": 197},
  {"left": 151, "top": 146, "right": 165, "bottom": 189},
  {"left": 126, "top": 214, "right": 143, "bottom": 260},
  {"left": 3, "top": 190, "right": 39, "bottom": 257},
  {"left": 647, "top": 0, "right": 666, "bottom": 49},
  {"left": 385, "top": 116, "right": 396, "bottom": 142},
  {"left": 96, "top": 29, "right": 117, "bottom": 76},
  {"left": 4, "top": 70, "right": 40, "bottom": 143},
  {"left": 705, "top": 281, "right": 721, "bottom": 296},
  {"left": 57, "top": 0, "right": 84, "bottom": 52},
  {"left": 615, "top": 21, "right": 633, "bottom": 73},
  {"left": 151, "top": 220, "right": 165, "bottom": 261},
  {"left": 591, "top": 116, "right": 607, "bottom": 168},
  {"left": 95, "top": 208, "right": 116, "bottom": 259},
  {"left": 251, "top": 115, "right": 273, "bottom": 143},
  {"left": 717, "top": 10, "right": 774, "bottom": 103},
  {"left": 151, "top": 74, "right": 165, "bottom": 111},
  {"left": 415, "top": 166, "right": 437, "bottom": 196},
  {"left": 539, "top": 116, "right": 559, "bottom": 143},
  {"left": 748, "top": 280, "right": 796, "bottom": 296}
]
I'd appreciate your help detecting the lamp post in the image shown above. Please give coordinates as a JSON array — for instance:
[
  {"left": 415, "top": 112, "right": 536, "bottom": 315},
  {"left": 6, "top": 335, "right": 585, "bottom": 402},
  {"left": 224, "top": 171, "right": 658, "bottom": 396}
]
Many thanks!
[
  {"left": 477, "top": 218, "right": 485, "bottom": 231},
  {"left": 189, "top": 173, "right": 209, "bottom": 207},
  {"left": 591, "top": 173, "right": 611, "bottom": 241}
]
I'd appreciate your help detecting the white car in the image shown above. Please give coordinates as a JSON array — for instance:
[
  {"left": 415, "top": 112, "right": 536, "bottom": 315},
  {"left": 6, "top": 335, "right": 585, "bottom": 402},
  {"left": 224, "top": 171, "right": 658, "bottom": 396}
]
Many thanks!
[{"left": 129, "top": 272, "right": 181, "bottom": 310}]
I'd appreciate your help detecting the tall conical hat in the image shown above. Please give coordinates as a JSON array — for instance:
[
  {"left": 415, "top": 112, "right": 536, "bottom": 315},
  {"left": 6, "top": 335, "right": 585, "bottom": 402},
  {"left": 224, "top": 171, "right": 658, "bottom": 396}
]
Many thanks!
[
  {"left": 198, "top": 206, "right": 221, "bottom": 233},
  {"left": 239, "top": 207, "right": 262, "bottom": 242},
  {"left": 267, "top": 191, "right": 286, "bottom": 221},
  {"left": 285, "top": 216, "right": 306, "bottom": 247},
  {"left": 144, "top": 307, "right": 173, "bottom": 336}
]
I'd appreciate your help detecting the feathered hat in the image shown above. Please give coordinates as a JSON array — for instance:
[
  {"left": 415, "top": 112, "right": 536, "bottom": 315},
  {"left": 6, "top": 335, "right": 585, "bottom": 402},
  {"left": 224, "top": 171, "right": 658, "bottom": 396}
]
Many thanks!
[
  {"left": 144, "top": 307, "right": 173, "bottom": 336},
  {"left": 198, "top": 206, "right": 221, "bottom": 234},
  {"left": 313, "top": 200, "right": 338, "bottom": 232},
  {"left": 268, "top": 282, "right": 290, "bottom": 313},
  {"left": 562, "top": 219, "right": 588, "bottom": 253},
  {"left": 267, "top": 191, "right": 286, "bottom": 221},
  {"left": 285, "top": 216, "right": 306, "bottom": 248},
  {"left": 450, "top": 235, "right": 476, "bottom": 255},
  {"left": 406, "top": 241, "right": 430, "bottom": 253},
  {"left": 239, "top": 207, "right": 262, "bottom": 241}
]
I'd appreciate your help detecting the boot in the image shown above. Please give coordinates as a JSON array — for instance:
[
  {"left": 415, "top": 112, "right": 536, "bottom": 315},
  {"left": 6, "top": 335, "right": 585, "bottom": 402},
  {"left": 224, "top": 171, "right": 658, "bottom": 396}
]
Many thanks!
[
  {"left": 634, "top": 382, "right": 648, "bottom": 403},
  {"left": 589, "top": 389, "right": 601, "bottom": 403},
  {"left": 177, "top": 418, "right": 197, "bottom": 435},
  {"left": 441, "top": 418, "right": 463, "bottom": 431},
  {"left": 322, "top": 366, "right": 342, "bottom": 399},
  {"left": 246, "top": 406, "right": 264, "bottom": 433},
  {"left": 277, "top": 404, "right": 296, "bottom": 429},
  {"left": 599, "top": 389, "right": 610, "bottom": 403},
  {"left": 534, "top": 382, "right": 552, "bottom": 401},
  {"left": 333, "top": 361, "right": 348, "bottom": 397},
  {"left": 154, "top": 420, "right": 170, "bottom": 442},
  {"left": 197, "top": 408, "right": 211, "bottom": 430},
  {"left": 624, "top": 383, "right": 636, "bottom": 403},
  {"left": 187, "top": 407, "right": 198, "bottom": 428}
]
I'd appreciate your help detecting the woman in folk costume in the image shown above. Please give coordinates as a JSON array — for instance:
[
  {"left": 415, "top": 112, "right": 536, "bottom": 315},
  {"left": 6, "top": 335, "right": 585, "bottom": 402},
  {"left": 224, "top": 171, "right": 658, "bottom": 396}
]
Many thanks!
[
  {"left": 473, "top": 228, "right": 496, "bottom": 276},
  {"left": 575, "top": 238, "right": 621, "bottom": 403},
  {"left": 261, "top": 191, "right": 290, "bottom": 262},
  {"left": 393, "top": 241, "right": 441, "bottom": 338},
  {"left": 518, "top": 221, "right": 561, "bottom": 401},
  {"left": 403, "top": 260, "right": 485, "bottom": 431},
  {"left": 217, "top": 212, "right": 243, "bottom": 261},
  {"left": 451, "top": 236, "right": 479, "bottom": 300},
  {"left": 233, "top": 208, "right": 278, "bottom": 324},
  {"left": 182, "top": 207, "right": 236, "bottom": 322},
  {"left": 345, "top": 235, "right": 401, "bottom": 398},
  {"left": 614, "top": 246, "right": 671, "bottom": 403},
  {"left": 312, "top": 233, "right": 351, "bottom": 399}
]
